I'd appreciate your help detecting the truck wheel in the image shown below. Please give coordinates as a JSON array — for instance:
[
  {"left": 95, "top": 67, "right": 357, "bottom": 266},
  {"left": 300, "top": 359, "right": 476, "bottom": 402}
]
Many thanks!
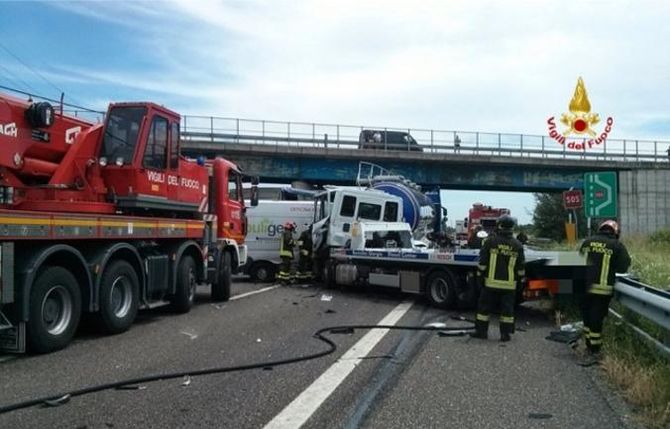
[
  {"left": 425, "top": 270, "right": 457, "bottom": 309},
  {"left": 172, "top": 255, "right": 197, "bottom": 313},
  {"left": 212, "top": 252, "right": 231, "bottom": 302},
  {"left": 249, "top": 261, "right": 275, "bottom": 283},
  {"left": 27, "top": 266, "right": 82, "bottom": 354},
  {"left": 322, "top": 260, "right": 336, "bottom": 288},
  {"left": 97, "top": 260, "right": 139, "bottom": 334}
]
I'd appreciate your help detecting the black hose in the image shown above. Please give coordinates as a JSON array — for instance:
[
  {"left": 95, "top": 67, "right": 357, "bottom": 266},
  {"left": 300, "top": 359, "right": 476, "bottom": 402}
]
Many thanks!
[{"left": 0, "top": 323, "right": 472, "bottom": 415}]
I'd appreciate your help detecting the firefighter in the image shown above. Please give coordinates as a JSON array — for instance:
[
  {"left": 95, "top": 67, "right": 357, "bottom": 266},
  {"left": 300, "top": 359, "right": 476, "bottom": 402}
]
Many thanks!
[
  {"left": 578, "top": 220, "right": 631, "bottom": 362},
  {"left": 471, "top": 215, "right": 525, "bottom": 342},
  {"left": 277, "top": 222, "right": 296, "bottom": 285},
  {"left": 467, "top": 226, "right": 485, "bottom": 249},
  {"left": 296, "top": 224, "right": 313, "bottom": 282}
]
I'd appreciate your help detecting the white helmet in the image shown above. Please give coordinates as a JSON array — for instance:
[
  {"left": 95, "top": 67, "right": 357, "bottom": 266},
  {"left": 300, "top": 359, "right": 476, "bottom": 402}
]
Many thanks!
[{"left": 476, "top": 230, "right": 489, "bottom": 239}]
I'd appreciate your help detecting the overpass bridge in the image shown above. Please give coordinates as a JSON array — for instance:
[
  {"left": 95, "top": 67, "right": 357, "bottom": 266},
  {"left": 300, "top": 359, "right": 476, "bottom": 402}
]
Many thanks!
[{"left": 179, "top": 115, "right": 670, "bottom": 234}]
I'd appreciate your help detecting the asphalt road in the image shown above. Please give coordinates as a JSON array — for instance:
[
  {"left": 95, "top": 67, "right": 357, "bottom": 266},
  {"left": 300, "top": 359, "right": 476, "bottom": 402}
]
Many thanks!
[{"left": 0, "top": 278, "right": 634, "bottom": 429}]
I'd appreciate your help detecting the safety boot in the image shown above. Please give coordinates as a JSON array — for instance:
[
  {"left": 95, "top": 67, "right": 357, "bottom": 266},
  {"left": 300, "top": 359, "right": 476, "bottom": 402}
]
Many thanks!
[{"left": 469, "top": 320, "right": 488, "bottom": 339}]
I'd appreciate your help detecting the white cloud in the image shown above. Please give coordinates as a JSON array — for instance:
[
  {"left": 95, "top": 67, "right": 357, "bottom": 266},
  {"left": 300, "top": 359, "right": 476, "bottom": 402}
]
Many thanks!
[{"left": 48, "top": 0, "right": 670, "bottom": 141}]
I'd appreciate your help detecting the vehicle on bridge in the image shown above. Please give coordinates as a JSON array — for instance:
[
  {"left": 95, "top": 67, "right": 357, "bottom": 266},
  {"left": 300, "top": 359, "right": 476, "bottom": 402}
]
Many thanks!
[
  {"left": 0, "top": 91, "right": 257, "bottom": 353},
  {"left": 359, "top": 129, "right": 423, "bottom": 152}
]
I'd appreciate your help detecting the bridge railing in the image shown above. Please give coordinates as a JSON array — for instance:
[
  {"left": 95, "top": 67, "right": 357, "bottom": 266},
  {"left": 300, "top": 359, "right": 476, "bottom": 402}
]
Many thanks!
[{"left": 181, "top": 115, "right": 670, "bottom": 163}]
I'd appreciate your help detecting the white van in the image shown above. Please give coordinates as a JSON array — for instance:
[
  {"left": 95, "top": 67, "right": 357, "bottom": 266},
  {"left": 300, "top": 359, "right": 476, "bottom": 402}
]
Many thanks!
[{"left": 244, "top": 200, "right": 315, "bottom": 282}]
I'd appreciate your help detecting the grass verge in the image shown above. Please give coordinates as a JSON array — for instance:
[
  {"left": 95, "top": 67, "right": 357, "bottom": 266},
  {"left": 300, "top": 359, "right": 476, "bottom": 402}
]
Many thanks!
[
  {"left": 550, "top": 230, "right": 670, "bottom": 428},
  {"left": 601, "top": 315, "right": 670, "bottom": 429},
  {"left": 623, "top": 234, "right": 670, "bottom": 291}
]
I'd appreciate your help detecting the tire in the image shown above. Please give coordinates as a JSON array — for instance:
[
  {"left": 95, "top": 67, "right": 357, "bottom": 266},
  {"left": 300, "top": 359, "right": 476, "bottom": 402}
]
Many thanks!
[
  {"left": 322, "top": 259, "right": 336, "bottom": 288},
  {"left": 96, "top": 260, "right": 139, "bottom": 334},
  {"left": 425, "top": 270, "right": 457, "bottom": 309},
  {"left": 212, "top": 252, "right": 231, "bottom": 302},
  {"left": 27, "top": 266, "right": 82, "bottom": 354},
  {"left": 172, "top": 255, "right": 197, "bottom": 313},
  {"left": 249, "top": 261, "right": 276, "bottom": 283}
]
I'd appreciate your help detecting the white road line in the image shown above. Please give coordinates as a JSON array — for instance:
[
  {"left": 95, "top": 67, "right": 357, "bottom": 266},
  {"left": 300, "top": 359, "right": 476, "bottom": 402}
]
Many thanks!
[
  {"left": 263, "top": 301, "right": 414, "bottom": 429},
  {"left": 230, "top": 285, "right": 280, "bottom": 301}
]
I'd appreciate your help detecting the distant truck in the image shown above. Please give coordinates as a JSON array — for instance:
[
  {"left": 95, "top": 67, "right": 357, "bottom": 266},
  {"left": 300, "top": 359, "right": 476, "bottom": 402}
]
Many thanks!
[
  {"left": 465, "top": 202, "right": 511, "bottom": 242},
  {"left": 243, "top": 200, "right": 314, "bottom": 282}
]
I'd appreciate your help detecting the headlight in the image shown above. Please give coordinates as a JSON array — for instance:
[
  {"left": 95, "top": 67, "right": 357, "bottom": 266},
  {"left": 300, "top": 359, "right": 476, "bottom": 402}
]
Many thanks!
[
  {"left": 99, "top": 157, "right": 108, "bottom": 167},
  {"left": 115, "top": 157, "right": 124, "bottom": 166}
]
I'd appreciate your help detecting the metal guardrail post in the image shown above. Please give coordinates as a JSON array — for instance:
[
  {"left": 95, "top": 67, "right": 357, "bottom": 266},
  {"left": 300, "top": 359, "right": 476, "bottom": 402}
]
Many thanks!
[
  {"left": 430, "top": 130, "right": 434, "bottom": 151},
  {"left": 636, "top": 140, "right": 639, "bottom": 161},
  {"left": 210, "top": 117, "right": 214, "bottom": 143},
  {"left": 520, "top": 134, "right": 524, "bottom": 157},
  {"left": 654, "top": 141, "right": 657, "bottom": 161},
  {"left": 498, "top": 133, "right": 502, "bottom": 156},
  {"left": 609, "top": 308, "right": 670, "bottom": 358},
  {"left": 612, "top": 277, "right": 670, "bottom": 357},
  {"left": 476, "top": 132, "right": 479, "bottom": 155},
  {"left": 312, "top": 123, "right": 316, "bottom": 146},
  {"left": 337, "top": 125, "right": 340, "bottom": 148},
  {"left": 236, "top": 118, "right": 240, "bottom": 143},
  {"left": 262, "top": 120, "right": 265, "bottom": 139},
  {"left": 615, "top": 279, "right": 670, "bottom": 331},
  {"left": 287, "top": 122, "right": 291, "bottom": 146},
  {"left": 541, "top": 136, "right": 545, "bottom": 158}
]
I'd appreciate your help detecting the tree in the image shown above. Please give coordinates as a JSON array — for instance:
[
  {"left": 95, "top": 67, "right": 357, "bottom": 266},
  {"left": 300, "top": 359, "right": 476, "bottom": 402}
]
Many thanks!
[{"left": 532, "top": 193, "right": 587, "bottom": 242}]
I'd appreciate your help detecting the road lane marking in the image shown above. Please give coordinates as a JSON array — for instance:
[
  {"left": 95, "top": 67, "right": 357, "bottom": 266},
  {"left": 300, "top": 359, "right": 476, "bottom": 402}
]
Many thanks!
[
  {"left": 263, "top": 301, "right": 414, "bottom": 429},
  {"left": 230, "top": 285, "right": 280, "bottom": 301}
]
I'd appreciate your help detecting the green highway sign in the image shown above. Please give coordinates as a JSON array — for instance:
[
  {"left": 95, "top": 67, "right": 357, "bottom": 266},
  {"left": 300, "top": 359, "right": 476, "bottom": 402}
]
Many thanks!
[{"left": 584, "top": 172, "right": 617, "bottom": 218}]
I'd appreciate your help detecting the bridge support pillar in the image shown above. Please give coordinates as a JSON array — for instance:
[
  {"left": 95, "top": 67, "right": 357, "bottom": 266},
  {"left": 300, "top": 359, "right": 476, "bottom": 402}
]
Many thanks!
[{"left": 619, "top": 169, "right": 670, "bottom": 235}]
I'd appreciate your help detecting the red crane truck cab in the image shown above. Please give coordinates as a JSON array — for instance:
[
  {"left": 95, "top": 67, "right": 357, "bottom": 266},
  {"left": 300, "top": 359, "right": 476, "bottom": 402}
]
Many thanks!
[{"left": 99, "top": 102, "right": 209, "bottom": 215}]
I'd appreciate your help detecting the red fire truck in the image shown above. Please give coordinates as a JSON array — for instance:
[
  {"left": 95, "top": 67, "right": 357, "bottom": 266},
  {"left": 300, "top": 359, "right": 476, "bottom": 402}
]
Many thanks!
[
  {"left": 465, "top": 202, "right": 511, "bottom": 242},
  {"left": 0, "top": 92, "right": 256, "bottom": 353}
]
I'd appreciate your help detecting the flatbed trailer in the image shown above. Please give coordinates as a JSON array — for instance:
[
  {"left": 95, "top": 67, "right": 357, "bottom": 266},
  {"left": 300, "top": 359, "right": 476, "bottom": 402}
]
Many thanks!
[
  {"left": 0, "top": 206, "right": 247, "bottom": 353},
  {"left": 324, "top": 246, "right": 588, "bottom": 308}
]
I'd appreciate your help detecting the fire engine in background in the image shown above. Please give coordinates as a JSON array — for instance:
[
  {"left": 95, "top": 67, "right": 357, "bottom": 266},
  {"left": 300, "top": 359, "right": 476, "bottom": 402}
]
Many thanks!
[
  {"left": 0, "top": 91, "right": 257, "bottom": 353},
  {"left": 464, "top": 202, "right": 511, "bottom": 242}
]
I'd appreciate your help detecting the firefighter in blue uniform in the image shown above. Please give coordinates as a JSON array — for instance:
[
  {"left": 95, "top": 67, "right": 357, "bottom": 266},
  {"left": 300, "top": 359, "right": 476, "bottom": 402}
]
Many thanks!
[
  {"left": 579, "top": 220, "right": 630, "bottom": 361},
  {"left": 277, "top": 222, "right": 296, "bottom": 285},
  {"left": 471, "top": 215, "right": 525, "bottom": 342}
]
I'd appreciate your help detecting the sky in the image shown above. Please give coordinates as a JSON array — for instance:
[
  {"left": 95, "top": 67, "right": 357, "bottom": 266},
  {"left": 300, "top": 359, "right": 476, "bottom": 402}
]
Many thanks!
[{"left": 1, "top": 1, "right": 669, "bottom": 225}]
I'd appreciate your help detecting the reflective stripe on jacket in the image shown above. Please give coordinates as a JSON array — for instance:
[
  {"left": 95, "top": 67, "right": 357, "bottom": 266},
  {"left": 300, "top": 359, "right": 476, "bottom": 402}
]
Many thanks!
[
  {"left": 478, "top": 232, "right": 525, "bottom": 291},
  {"left": 280, "top": 230, "right": 294, "bottom": 258},
  {"left": 579, "top": 233, "right": 631, "bottom": 295}
]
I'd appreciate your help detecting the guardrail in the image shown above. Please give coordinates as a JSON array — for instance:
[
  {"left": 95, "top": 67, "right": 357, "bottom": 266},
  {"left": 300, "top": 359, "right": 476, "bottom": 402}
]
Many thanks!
[
  {"left": 612, "top": 276, "right": 670, "bottom": 358},
  {"left": 181, "top": 115, "right": 670, "bottom": 164}
]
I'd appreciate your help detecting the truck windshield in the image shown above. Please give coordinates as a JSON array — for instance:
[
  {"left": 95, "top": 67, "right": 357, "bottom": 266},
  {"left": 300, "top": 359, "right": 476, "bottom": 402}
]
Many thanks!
[{"left": 101, "top": 107, "right": 147, "bottom": 165}]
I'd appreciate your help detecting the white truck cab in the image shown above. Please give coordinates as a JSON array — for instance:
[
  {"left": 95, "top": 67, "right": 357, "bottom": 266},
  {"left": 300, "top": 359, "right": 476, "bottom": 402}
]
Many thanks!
[{"left": 312, "top": 187, "right": 404, "bottom": 251}]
